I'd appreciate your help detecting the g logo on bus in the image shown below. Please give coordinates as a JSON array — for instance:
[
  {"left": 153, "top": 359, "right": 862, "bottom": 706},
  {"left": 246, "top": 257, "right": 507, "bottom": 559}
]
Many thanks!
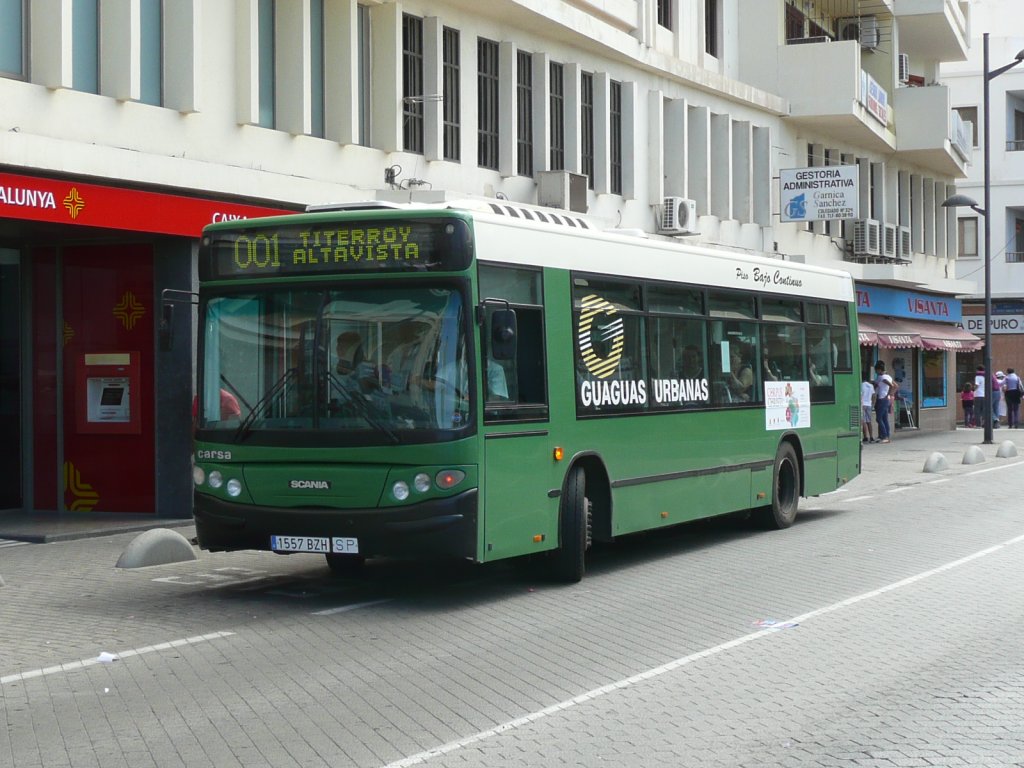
[{"left": 577, "top": 294, "right": 624, "bottom": 379}]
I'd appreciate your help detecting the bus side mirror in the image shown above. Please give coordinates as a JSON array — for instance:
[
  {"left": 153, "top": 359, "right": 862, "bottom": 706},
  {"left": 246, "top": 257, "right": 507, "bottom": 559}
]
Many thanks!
[{"left": 490, "top": 309, "right": 517, "bottom": 360}]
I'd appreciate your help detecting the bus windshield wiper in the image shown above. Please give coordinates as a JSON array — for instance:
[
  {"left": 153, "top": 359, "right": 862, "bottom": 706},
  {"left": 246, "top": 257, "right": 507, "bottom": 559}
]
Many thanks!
[
  {"left": 233, "top": 367, "right": 298, "bottom": 442},
  {"left": 326, "top": 371, "right": 400, "bottom": 444}
]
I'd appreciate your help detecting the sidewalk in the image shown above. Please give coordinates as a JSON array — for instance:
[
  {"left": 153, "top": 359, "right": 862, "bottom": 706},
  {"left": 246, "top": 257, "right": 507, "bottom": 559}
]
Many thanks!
[
  {"left": 0, "top": 510, "right": 193, "bottom": 544},
  {"left": 1, "top": 427, "right": 1018, "bottom": 545}
]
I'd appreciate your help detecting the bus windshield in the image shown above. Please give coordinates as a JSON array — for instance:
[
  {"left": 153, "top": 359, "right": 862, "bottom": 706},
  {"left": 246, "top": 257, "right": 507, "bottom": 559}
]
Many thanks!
[{"left": 198, "top": 284, "right": 471, "bottom": 443}]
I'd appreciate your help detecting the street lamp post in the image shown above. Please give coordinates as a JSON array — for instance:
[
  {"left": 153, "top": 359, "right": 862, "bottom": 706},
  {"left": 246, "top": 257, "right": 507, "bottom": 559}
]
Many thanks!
[{"left": 942, "top": 33, "right": 1024, "bottom": 445}]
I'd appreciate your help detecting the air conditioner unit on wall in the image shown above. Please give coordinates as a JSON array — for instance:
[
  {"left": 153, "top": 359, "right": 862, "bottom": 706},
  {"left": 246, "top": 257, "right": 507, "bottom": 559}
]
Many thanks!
[
  {"left": 658, "top": 197, "right": 699, "bottom": 236},
  {"left": 852, "top": 218, "right": 881, "bottom": 256},
  {"left": 839, "top": 16, "right": 879, "bottom": 51},
  {"left": 883, "top": 223, "right": 897, "bottom": 258},
  {"left": 537, "top": 170, "right": 588, "bottom": 213},
  {"left": 897, "top": 225, "right": 912, "bottom": 262},
  {"left": 898, "top": 53, "right": 910, "bottom": 84}
]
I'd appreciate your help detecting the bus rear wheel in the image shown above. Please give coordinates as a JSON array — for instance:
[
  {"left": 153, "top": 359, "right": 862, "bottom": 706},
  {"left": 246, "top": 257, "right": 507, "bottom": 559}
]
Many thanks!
[
  {"left": 325, "top": 553, "right": 366, "bottom": 577},
  {"left": 549, "top": 467, "right": 592, "bottom": 583},
  {"left": 754, "top": 443, "right": 800, "bottom": 530}
]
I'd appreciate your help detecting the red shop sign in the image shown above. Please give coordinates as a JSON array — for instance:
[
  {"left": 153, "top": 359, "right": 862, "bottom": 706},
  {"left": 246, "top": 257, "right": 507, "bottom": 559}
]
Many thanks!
[{"left": 0, "top": 171, "right": 291, "bottom": 237}]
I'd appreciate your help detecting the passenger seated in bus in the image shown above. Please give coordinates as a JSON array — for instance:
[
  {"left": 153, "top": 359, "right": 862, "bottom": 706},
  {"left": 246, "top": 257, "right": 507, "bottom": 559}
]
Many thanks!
[
  {"left": 762, "top": 347, "right": 782, "bottom": 382},
  {"left": 333, "top": 332, "right": 390, "bottom": 414},
  {"left": 808, "top": 356, "right": 827, "bottom": 386},
  {"left": 485, "top": 358, "right": 510, "bottom": 401},
  {"left": 385, "top": 321, "right": 422, "bottom": 392},
  {"left": 727, "top": 346, "right": 754, "bottom": 401},
  {"left": 680, "top": 344, "right": 703, "bottom": 379}
]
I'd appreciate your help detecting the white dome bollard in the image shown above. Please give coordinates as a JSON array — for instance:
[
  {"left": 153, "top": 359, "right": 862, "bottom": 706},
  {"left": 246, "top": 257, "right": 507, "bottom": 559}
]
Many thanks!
[
  {"left": 923, "top": 452, "right": 948, "bottom": 473},
  {"left": 116, "top": 528, "right": 198, "bottom": 568},
  {"left": 962, "top": 445, "right": 986, "bottom": 465},
  {"left": 996, "top": 440, "right": 1018, "bottom": 458}
]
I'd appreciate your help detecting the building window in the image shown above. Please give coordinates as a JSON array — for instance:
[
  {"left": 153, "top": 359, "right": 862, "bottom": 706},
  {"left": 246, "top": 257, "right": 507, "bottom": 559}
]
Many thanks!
[
  {"left": 955, "top": 106, "right": 979, "bottom": 147},
  {"left": 310, "top": 0, "right": 325, "bottom": 138},
  {"left": 257, "top": 0, "right": 275, "bottom": 128},
  {"left": 785, "top": 1, "right": 804, "bottom": 42},
  {"left": 402, "top": 14, "right": 424, "bottom": 154},
  {"left": 442, "top": 27, "right": 460, "bottom": 161},
  {"left": 657, "top": 0, "right": 671, "bottom": 30},
  {"left": 517, "top": 51, "right": 533, "bottom": 177},
  {"left": 357, "top": 5, "right": 371, "bottom": 145},
  {"left": 1013, "top": 109, "right": 1024, "bottom": 152},
  {"left": 477, "top": 38, "right": 499, "bottom": 170},
  {"left": 72, "top": 0, "right": 99, "bottom": 94},
  {"left": 139, "top": 0, "right": 163, "bottom": 105},
  {"left": 958, "top": 217, "right": 978, "bottom": 258},
  {"left": 581, "top": 71, "right": 594, "bottom": 189},
  {"left": 550, "top": 62, "right": 565, "bottom": 171},
  {"left": 610, "top": 80, "right": 622, "bottom": 195},
  {"left": 705, "top": 0, "right": 719, "bottom": 57},
  {"left": 0, "top": 0, "right": 25, "bottom": 78}
]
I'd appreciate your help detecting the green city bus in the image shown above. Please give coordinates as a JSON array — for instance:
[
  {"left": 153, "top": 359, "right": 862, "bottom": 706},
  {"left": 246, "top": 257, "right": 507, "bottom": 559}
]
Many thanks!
[{"left": 191, "top": 202, "right": 861, "bottom": 582}]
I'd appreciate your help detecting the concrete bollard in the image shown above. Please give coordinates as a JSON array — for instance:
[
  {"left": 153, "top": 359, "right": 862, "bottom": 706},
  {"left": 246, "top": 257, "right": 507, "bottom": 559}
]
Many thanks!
[
  {"left": 996, "top": 440, "right": 1018, "bottom": 459},
  {"left": 923, "top": 452, "right": 948, "bottom": 473},
  {"left": 962, "top": 445, "right": 986, "bottom": 465},
  {"left": 116, "top": 528, "right": 198, "bottom": 569}
]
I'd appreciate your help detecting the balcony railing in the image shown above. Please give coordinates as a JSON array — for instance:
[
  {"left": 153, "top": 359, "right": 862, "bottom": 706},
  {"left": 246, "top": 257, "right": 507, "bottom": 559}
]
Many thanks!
[
  {"left": 1008, "top": 140, "right": 1024, "bottom": 152},
  {"left": 1006, "top": 252, "right": 1024, "bottom": 263}
]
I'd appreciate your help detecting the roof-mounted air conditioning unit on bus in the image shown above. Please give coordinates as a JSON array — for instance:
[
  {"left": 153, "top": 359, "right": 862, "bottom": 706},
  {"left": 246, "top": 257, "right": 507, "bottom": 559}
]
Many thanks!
[
  {"left": 839, "top": 16, "right": 879, "bottom": 51},
  {"left": 658, "top": 197, "right": 699, "bottom": 236},
  {"left": 852, "top": 218, "right": 881, "bottom": 256}
]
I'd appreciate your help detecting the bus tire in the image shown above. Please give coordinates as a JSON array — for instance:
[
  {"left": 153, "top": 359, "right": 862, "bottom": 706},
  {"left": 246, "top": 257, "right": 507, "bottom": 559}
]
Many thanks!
[
  {"left": 325, "top": 553, "right": 366, "bottom": 577},
  {"left": 754, "top": 442, "right": 800, "bottom": 530},
  {"left": 550, "top": 467, "right": 591, "bottom": 583}
]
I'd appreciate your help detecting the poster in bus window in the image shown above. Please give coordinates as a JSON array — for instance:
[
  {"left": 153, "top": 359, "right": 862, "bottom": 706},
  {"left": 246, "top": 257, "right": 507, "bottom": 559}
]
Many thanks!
[{"left": 764, "top": 381, "right": 811, "bottom": 430}]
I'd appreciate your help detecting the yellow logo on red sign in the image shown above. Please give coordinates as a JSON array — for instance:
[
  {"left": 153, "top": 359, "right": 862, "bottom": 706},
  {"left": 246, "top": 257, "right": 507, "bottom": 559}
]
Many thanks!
[
  {"left": 114, "top": 290, "right": 145, "bottom": 330},
  {"left": 63, "top": 187, "right": 86, "bottom": 219}
]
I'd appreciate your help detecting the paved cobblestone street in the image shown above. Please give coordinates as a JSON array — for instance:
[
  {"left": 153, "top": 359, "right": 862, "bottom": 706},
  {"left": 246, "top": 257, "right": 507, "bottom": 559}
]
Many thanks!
[{"left": 3, "top": 428, "right": 1024, "bottom": 767}]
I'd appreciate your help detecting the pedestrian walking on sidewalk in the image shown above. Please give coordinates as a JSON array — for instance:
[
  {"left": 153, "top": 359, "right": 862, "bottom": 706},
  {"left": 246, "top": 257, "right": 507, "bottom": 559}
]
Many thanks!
[
  {"left": 974, "top": 366, "right": 988, "bottom": 431},
  {"left": 961, "top": 379, "right": 976, "bottom": 428},
  {"left": 861, "top": 373, "right": 877, "bottom": 443},
  {"left": 874, "top": 361, "right": 895, "bottom": 443},
  {"left": 1004, "top": 368, "right": 1022, "bottom": 428}
]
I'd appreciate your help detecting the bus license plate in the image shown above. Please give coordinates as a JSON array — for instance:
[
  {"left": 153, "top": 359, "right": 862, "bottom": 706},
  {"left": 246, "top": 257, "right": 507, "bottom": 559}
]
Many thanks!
[
  {"left": 270, "top": 536, "right": 359, "bottom": 554},
  {"left": 270, "top": 536, "right": 330, "bottom": 553}
]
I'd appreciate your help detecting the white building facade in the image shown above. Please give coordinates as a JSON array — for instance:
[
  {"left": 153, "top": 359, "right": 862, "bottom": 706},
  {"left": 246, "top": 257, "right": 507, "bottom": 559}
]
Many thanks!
[
  {"left": 942, "top": 0, "right": 1024, "bottom": 395},
  {"left": 0, "top": 0, "right": 981, "bottom": 517}
]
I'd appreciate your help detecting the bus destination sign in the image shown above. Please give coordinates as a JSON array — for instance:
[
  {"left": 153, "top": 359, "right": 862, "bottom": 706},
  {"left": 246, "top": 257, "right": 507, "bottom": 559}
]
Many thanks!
[{"left": 201, "top": 217, "right": 473, "bottom": 280}]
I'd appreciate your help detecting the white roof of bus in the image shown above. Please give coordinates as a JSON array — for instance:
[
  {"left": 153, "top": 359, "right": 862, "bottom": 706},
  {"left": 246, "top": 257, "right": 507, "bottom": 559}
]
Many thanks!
[{"left": 447, "top": 201, "right": 855, "bottom": 304}]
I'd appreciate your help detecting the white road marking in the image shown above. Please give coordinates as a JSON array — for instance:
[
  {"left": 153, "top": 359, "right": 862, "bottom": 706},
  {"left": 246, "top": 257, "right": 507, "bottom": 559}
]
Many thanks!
[
  {"left": 839, "top": 495, "right": 874, "bottom": 504},
  {"left": 0, "top": 631, "right": 235, "bottom": 686},
  {"left": 313, "top": 599, "right": 392, "bottom": 616},
  {"left": 965, "top": 459, "right": 1024, "bottom": 476},
  {"left": 0, "top": 539, "right": 28, "bottom": 548},
  {"left": 886, "top": 487, "right": 912, "bottom": 494},
  {"left": 381, "top": 532, "right": 1024, "bottom": 768}
]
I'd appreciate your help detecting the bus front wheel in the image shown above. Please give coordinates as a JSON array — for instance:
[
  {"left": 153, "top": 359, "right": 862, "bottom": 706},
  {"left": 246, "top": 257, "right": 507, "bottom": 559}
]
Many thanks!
[
  {"left": 549, "top": 467, "right": 592, "bottom": 583},
  {"left": 754, "top": 442, "right": 800, "bottom": 530}
]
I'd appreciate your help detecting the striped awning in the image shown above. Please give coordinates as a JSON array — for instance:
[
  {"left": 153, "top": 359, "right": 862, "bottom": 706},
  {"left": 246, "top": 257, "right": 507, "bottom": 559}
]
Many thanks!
[{"left": 857, "top": 315, "right": 983, "bottom": 352}]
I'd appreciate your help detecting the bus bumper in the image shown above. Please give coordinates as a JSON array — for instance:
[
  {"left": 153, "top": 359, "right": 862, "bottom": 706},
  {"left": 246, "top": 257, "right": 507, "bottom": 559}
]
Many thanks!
[{"left": 193, "top": 489, "right": 479, "bottom": 560}]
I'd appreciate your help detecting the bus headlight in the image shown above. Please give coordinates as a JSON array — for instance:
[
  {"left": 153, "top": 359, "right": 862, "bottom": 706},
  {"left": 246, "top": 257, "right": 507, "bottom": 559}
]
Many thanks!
[
  {"left": 435, "top": 470, "right": 466, "bottom": 489},
  {"left": 226, "top": 479, "right": 243, "bottom": 497},
  {"left": 192, "top": 466, "right": 206, "bottom": 486},
  {"left": 392, "top": 481, "right": 410, "bottom": 501},
  {"left": 208, "top": 471, "right": 224, "bottom": 489},
  {"left": 413, "top": 473, "right": 431, "bottom": 493}
]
